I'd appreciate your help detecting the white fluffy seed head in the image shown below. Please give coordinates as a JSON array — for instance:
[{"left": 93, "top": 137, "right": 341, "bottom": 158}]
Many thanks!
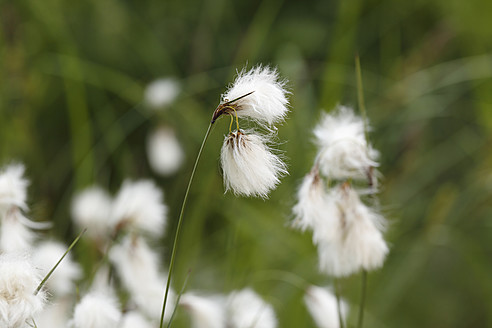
[
  {"left": 317, "top": 184, "right": 388, "bottom": 277},
  {"left": 120, "top": 311, "right": 153, "bottom": 328},
  {"left": 314, "top": 106, "right": 378, "bottom": 180},
  {"left": 180, "top": 293, "right": 226, "bottom": 328},
  {"left": 227, "top": 288, "right": 277, "bottom": 328},
  {"left": 34, "top": 301, "right": 71, "bottom": 328},
  {"left": 109, "top": 235, "right": 175, "bottom": 321},
  {"left": 70, "top": 291, "right": 121, "bottom": 328},
  {"left": 32, "top": 241, "right": 82, "bottom": 297},
  {"left": 146, "top": 127, "right": 185, "bottom": 176},
  {"left": 221, "top": 66, "right": 289, "bottom": 127},
  {"left": 110, "top": 179, "right": 167, "bottom": 236},
  {"left": 71, "top": 186, "right": 112, "bottom": 241},
  {"left": 0, "top": 209, "right": 36, "bottom": 252},
  {"left": 220, "top": 130, "right": 287, "bottom": 199},
  {"left": 144, "top": 78, "right": 180, "bottom": 109},
  {"left": 0, "top": 253, "right": 46, "bottom": 328},
  {"left": 304, "top": 285, "right": 349, "bottom": 328},
  {"left": 0, "top": 163, "right": 29, "bottom": 213},
  {"left": 292, "top": 170, "right": 329, "bottom": 233}
]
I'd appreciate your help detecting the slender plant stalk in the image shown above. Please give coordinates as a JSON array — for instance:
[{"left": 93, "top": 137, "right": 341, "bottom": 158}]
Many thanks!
[
  {"left": 160, "top": 123, "right": 214, "bottom": 328},
  {"left": 357, "top": 270, "right": 368, "bottom": 328},
  {"left": 34, "top": 228, "right": 86, "bottom": 295},
  {"left": 334, "top": 279, "right": 345, "bottom": 328}
]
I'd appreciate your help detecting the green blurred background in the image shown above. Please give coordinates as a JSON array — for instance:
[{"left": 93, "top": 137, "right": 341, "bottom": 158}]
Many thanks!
[{"left": 1, "top": 0, "right": 492, "bottom": 327}]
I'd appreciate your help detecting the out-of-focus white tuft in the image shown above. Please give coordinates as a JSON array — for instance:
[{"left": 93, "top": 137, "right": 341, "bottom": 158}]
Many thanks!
[
  {"left": 227, "top": 288, "right": 277, "bottom": 328},
  {"left": 314, "top": 106, "right": 378, "bottom": 180},
  {"left": 110, "top": 180, "right": 167, "bottom": 236},
  {"left": 0, "top": 163, "right": 28, "bottom": 212},
  {"left": 220, "top": 130, "right": 287, "bottom": 199},
  {"left": 180, "top": 293, "right": 226, "bottom": 328},
  {"left": 70, "top": 291, "right": 121, "bottom": 328},
  {"left": 146, "top": 127, "right": 184, "bottom": 176},
  {"left": 292, "top": 169, "right": 330, "bottom": 233},
  {"left": 0, "top": 209, "right": 36, "bottom": 252},
  {"left": 304, "top": 285, "right": 348, "bottom": 328},
  {"left": 0, "top": 253, "right": 46, "bottom": 328},
  {"left": 32, "top": 241, "right": 81, "bottom": 297},
  {"left": 144, "top": 78, "right": 180, "bottom": 109},
  {"left": 109, "top": 235, "right": 175, "bottom": 322},
  {"left": 35, "top": 300, "right": 71, "bottom": 328},
  {"left": 317, "top": 185, "right": 388, "bottom": 277},
  {"left": 120, "top": 311, "right": 153, "bottom": 328},
  {"left": 71, "top": 186, "right": 112, "bottom": 241},
  {"left": 222, "top": 66, "right": 289, "bottom": 127}
]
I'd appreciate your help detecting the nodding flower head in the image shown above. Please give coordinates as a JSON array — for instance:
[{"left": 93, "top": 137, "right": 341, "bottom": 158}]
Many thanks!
[
  {"left": 220, "top": 130, "right": 287, "bottom": 199},
  {"left": 212, "top": 66, "right": 289, "bottom": 127}
]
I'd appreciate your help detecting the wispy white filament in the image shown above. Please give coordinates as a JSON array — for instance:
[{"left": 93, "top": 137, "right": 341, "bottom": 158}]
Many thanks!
[
  {"left": 71, "top": 186, "right": 112, "bottom": 241},
  {"left": 317, "top": 185, "right": 388, "bottom": 277},
  {"left": 0, "top": 209, "right": 36, "bottom": 252},
  {"left": 0, "top": 253, "right": 46, "bottom": 328},
  {"left": 220, "top": 130, "right": 287, "bottom": 198},
  {"left": 304, "top": 286, "right": 348, "bottom": 328},
  {"left": 227, "top": 288, "right": 277, "bottom": 328},
  {"left": 146, "top": 127, "right": 184, "bottom": 176},
  {"left": 110, "top": 179, "right": 167, "bottom": 236},
  {"left": 222, "top": 66, "right": 289, "bottom": 127},
  {"left": 180, "top": 293, "right": 226, "bottom": 328},
  {"left": 32, "top": 241, "right": 82, "bottom": 297},
  {"left": 70, "top": 291, "right": 121, "bottom": 328},
  {"left": 144, "top": 78, "right": 180, "bottom": 109},
  {"left": 314, "top": 106, "right": 378, "bottom": 180}
]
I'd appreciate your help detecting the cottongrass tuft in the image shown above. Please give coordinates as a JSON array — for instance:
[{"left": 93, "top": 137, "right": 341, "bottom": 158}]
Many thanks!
[
  {"left": 220, "top": 66, "right": 289, "bottom": 127},
  {"left": 144, "top": 78, "right": 180, "bottom": 109},
  {"left": 120, "top": 311, "right": 153, "bottom": 328},
  {"left": 227, "top": 288, "right": 277, "bottom": 328},
  {"left": 70, "top": 291, "right": 121, "bottom": 328},
  {"left": 304, "top": 285, "right": 349, "bottom": 328},
  {"left": 110, "top": 179, "right": 168, "bottom": 236},
  {"left": 220, "top": 130, "right": 287, "bottom": 199},
  {"left": 71, "top": 186, "right": 112, "bottom": 241},
  {"left": 0, "top": 253, "right": 46, "bottom": 328},
  {"left": 0, "top": 163, "right": 28, "bottom": 212},
  {"left": 180, "top": 293, "right": 226, "bottom": 328},
  {"left": 147, "top": 126, "right": 185, "bottom": 176},
  {"left": 314, "top": 106, "right": 378, "bottom": 181}
]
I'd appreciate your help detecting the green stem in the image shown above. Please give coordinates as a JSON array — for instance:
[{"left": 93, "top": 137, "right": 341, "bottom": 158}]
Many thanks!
[
  {"left": 357, "top": 270, "right": 368, "bottom": 328},
  {"left": 159, "top": 123, "right": 213, "bottom": 328},
  {"left": 166, "top": 269, "right": 192, "bottom": 328},
  {"left": 334, "top": 279, "right": 345, "bottom": 328},
  {"left": 34, "top": 228, "right": 86, "bottom": 295}
]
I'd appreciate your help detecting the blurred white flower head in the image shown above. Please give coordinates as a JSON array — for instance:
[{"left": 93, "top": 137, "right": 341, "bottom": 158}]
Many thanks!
[
  {"left": 0, "top": 209, "right": 36, "bottom": 252},
  {"left": 180, "top": 293, "right": 226, "bottom": 328},
  {"left": 146, "top": 126, "right": 185, "bottom": 176},
  {"left": 144, "top": 78, "right": 180, "bottom": 109},
  {"left": 304, "top": 285, "right": 349, "bottom": 328},
  {"left": 227, "top": 288, "right": 277, "bottom": 328},
  {"left": 214, "top": 66, "right": 289, "bottom": 127},
  {"left": 71, "top": 186, "right": 112, "bottom": 241},
  {"left": 120, "top": 311, "right": 153, "bottom": 328},
  {"left": 32, "top": 241, "right": 82, "bottom": 297},
  {"left": 110, "top": 179, "right": 167, "bottom": 236},
  {"left": 109, "top": 235, "right": 175, "bottom": 322},
  {"left": 0, "top": 253, "right": 46, "bottom": 328},
  {"left": 317, "top": 184, "right": 388, "bottom": 277},
  {"left": 0, "top": 163, "right": 28, "bottom": 212},
  {"left": 70, "top": 291, "right": 121, "bottom": 328},
  {"left": 220, "top": 130, "right": 287, "bottom": 199},
  {"left": 314, "top": 106, "right": 378, "bottom": 181},
  {"left": 35, "top": 301, "right": 71, "bottom": 328}
]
